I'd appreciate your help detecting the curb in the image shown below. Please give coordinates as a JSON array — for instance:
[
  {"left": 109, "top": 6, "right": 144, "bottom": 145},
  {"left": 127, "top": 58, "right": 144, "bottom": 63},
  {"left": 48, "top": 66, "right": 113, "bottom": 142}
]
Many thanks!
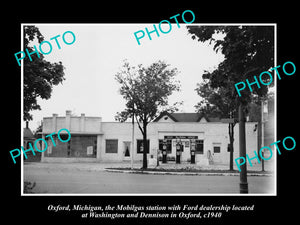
[{"left": 104, "top": 169, "right": 273, "bottom": 177}]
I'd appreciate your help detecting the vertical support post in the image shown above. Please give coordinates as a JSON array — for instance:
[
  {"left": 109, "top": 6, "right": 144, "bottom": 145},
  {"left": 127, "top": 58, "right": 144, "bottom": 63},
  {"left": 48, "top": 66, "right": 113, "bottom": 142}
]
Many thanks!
[
  {"left": 96, "top": 135, "right": 101, "bottom": 161},
  {"left": 239, "top": 104, "right": 248, "bottom": 193},
  {"left": 257, "top": 120, "right": 262, "bottom": 163},
  {"left": 261, "top": 100, "right": 265, "bottom": 171},
  {"left": 229, "top": 122, "right": 234, "bottom": 171},
  {"left": 131, "top": 105, "right": 134, "bottom": 170}
]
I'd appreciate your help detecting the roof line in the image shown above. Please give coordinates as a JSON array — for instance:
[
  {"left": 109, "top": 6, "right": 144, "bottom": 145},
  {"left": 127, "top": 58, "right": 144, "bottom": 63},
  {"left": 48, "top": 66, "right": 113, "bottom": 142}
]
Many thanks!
[{"left": 153, "top": 111, "right": 178, "bottom": 122}]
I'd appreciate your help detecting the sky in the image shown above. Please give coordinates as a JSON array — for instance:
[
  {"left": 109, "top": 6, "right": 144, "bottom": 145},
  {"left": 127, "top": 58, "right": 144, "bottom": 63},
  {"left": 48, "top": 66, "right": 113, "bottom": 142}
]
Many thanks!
[{"left": 24, "top": 24, "right": 225, "bottom": 131}]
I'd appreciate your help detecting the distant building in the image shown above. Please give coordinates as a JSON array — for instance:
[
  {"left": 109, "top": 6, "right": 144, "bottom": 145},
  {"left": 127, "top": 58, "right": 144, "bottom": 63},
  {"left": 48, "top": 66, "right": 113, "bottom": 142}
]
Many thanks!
[
  {"left": 24, "top": 121, "right": 41, "bottom": 162},
  {"left": 40, "top": 110, "right": 258, "bottom": 165},
  {"left": 263, "top": 97, "right": 275, "bottom": 147}
]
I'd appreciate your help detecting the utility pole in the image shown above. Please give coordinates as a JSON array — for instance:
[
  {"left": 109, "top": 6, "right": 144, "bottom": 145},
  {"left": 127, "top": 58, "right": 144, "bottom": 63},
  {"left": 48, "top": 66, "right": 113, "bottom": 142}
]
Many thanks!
[
  {"left": 239, "top": 104, "right": 248, "bottom": 193},
  {"left": 261, "top": 100, "right": 265, "bottom": 172},
  {"left": 131, "top": 104, "right": 135, "bottom": 170}
]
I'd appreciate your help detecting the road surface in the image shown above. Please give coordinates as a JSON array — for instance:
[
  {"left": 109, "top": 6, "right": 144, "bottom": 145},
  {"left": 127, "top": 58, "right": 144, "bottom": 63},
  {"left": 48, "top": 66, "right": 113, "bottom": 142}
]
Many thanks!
[{"left": 23, "top": 166, "right": 275, "bottom": 194}]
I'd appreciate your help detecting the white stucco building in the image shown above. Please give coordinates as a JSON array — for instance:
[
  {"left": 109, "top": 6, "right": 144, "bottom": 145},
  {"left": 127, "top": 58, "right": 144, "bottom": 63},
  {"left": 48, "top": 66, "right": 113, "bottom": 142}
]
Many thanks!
[{"left": 40, "top": 110, "right": 258, "bottom": 165}]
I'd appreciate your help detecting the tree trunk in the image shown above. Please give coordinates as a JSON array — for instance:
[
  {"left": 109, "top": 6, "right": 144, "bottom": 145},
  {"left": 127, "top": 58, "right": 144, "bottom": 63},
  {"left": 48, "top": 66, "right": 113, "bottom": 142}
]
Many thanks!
[
  {"left": 229, "top": 123, "right": 235, "bottom": 171},
  {"left": 142, "top": 122, "right": 148, "bottom": 169}
]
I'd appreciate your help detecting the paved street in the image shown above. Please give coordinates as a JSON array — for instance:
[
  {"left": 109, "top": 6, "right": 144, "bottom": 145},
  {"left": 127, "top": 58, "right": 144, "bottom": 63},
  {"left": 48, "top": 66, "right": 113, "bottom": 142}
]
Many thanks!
[{"left": 23, "top": 163, "right": 275, "bottom": 194}]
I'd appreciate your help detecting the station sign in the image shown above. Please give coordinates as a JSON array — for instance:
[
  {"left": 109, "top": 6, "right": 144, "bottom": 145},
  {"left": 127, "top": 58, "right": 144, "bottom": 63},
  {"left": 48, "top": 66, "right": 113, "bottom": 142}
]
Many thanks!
[{"left": 164, "top": 136, "right": 198, "bottom": 139}]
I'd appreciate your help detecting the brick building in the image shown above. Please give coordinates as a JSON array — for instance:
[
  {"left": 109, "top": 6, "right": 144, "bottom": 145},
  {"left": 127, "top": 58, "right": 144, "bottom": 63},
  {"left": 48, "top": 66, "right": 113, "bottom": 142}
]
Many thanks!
[{"left": 40, "top": 110, "right": 258, "bottom": 165}]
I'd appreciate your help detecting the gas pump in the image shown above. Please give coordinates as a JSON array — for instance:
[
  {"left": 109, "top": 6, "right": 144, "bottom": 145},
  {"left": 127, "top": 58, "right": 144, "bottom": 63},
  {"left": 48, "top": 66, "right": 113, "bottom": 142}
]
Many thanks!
[
  {"left": 190, "top": 139, "right": 196, "bottom": 164},
  {"left": 162, "top": 139, "right": 167, "bottom": 163},
  {"left": 176, "top": 139, "right": 181, "bottom": 164}
]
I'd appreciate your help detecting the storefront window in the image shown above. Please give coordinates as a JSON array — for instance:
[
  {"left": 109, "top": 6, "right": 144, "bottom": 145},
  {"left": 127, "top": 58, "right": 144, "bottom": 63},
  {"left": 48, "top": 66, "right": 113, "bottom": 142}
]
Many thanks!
[
  {"left": 137, "top": 139, "right": 149, "bottom": 153},
  {"left": 195, "top": 140, "right": 204, "bottom": 154},
  {"left": 105, "top": 139, "right": 118, "bottom": 153}
]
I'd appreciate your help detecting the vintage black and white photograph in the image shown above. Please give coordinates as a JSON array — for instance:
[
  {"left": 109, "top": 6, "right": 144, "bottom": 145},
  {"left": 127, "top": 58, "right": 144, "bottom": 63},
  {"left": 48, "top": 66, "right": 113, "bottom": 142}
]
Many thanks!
[{"left": 22, "top": 23, "right": 276, "bottom": 195}]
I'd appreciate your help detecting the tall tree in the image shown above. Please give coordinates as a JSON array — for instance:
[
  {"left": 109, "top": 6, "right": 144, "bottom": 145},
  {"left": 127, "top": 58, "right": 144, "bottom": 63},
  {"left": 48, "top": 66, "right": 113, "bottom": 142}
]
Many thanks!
[
  {"left": 195, "top": 80, "right": 238, "bottom": 170},
  {"left": 187, "top": 25, "right": 274, "bottom": 193},
  {"left": 24, "top": 26, "right": 65, "bottom": 121},
  {"left": 187, "top": 26, "right": 274, "bottom": 101},
  {"left": 115, "top": 60, "right": 181, "bottom": 169}
]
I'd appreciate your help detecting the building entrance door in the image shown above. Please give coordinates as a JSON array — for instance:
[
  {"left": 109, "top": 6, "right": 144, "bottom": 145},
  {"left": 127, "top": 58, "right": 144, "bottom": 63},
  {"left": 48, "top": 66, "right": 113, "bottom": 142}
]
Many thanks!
[
  {"left": 123, "top": 142, "right": 131, "bottom": 161},
  {"left": 172, "top": 139, "right": 190, "bottom": 162}
]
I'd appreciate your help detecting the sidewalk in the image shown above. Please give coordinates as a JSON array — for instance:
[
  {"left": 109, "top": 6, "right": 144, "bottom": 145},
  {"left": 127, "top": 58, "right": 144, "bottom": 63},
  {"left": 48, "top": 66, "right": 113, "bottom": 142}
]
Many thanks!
[
  {"left": 156, "top": 160, "right": 274, "bottom": 172},
  {"left": 23, "top": 161, "right": 141, "bottom": 172},
  {"left": 105, "top": 160, "right": 274, "bottom": 176}
]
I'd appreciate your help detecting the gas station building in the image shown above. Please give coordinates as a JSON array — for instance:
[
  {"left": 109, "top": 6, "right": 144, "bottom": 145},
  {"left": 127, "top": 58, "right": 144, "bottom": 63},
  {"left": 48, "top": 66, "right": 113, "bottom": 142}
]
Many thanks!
[{"left": 40, "top": 110, "right": 258, "bottom": 165}]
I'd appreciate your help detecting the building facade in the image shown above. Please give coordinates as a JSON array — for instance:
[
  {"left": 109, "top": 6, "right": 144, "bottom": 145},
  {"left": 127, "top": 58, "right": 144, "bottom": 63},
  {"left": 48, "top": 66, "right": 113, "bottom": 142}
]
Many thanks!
[
  {"left": 40, "top": 110, "right": 258, "bottom": 165},
  {"left": 24, "top": 121, "right": 41, "bottom": 162}
]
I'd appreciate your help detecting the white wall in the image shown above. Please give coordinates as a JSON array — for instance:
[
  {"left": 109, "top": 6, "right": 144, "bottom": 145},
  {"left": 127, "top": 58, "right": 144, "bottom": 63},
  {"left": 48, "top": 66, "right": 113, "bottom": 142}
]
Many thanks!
[
  {"left": 42, "top": 112, "right": 258, "bottom": 165},
  {"left": 100, "top": 121, "right": 258, "bottom": 165}
]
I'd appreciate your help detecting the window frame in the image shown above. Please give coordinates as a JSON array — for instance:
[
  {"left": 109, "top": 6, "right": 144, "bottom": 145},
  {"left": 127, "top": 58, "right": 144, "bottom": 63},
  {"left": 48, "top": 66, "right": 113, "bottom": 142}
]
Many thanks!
[
  {"left": 105, "top": 139, "right": 118, "bottom": 154},
  {"left": 213, "top": 145, "right": 221, "bottom": 153},
  {"left": 137, "top": 139, "right": 150, "bottom": 154},
  {"left": 195, "top": 140, "right": 204, "bottom": 154}
]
